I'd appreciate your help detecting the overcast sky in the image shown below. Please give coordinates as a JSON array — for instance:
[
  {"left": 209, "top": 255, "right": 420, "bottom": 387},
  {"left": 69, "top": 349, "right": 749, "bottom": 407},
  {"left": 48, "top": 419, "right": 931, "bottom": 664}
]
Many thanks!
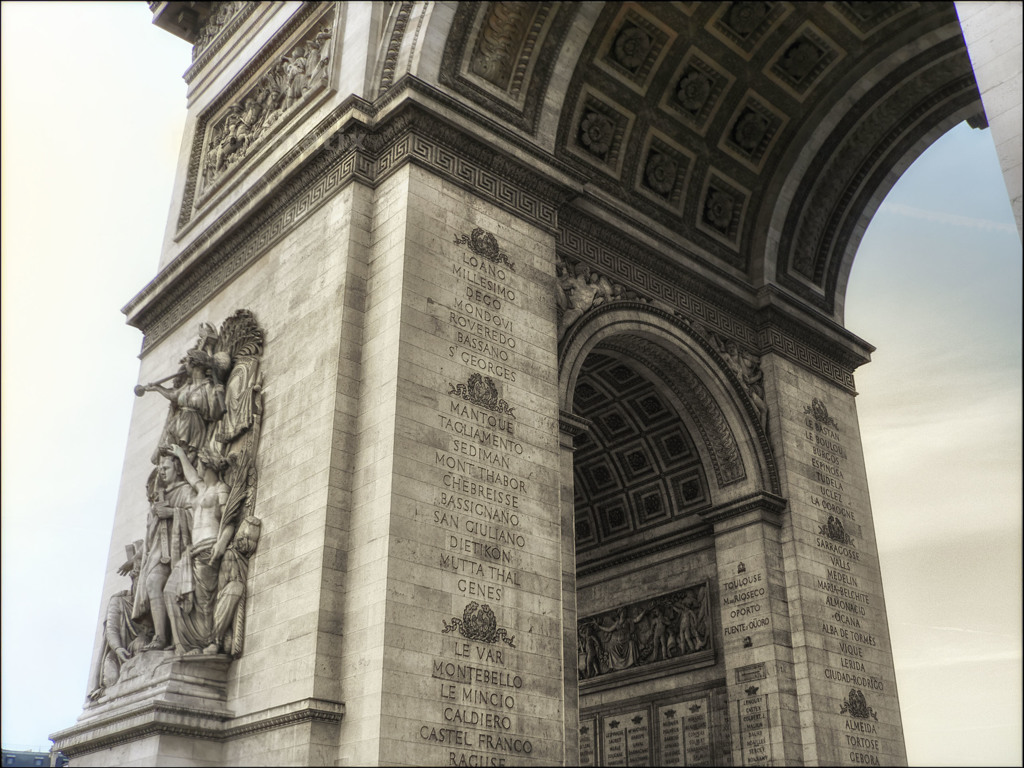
[{"left": 1, "top": 3, "right": 1020, "bottom": 765}]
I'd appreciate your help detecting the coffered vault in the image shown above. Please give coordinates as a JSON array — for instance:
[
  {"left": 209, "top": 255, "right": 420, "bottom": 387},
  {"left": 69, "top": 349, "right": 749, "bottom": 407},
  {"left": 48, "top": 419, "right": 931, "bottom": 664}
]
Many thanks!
[{"left": 433, "top": 1, "right": 981, "bottom": 320}]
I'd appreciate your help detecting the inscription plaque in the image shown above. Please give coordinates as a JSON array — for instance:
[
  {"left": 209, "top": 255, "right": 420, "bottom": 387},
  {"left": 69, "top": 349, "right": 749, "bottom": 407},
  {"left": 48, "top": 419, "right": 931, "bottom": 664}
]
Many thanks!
[
  {"left": 603, "top": 715, "right": 628, "bottom": 767},
  {"left": 416, "top": 224, "right": 558, "bottom": 764},
  {"left": 600, "top": 708, "right": 651, "bottom": 767},
  {"left": 738, "top": 693, "right": 771, "bottom": 766},
  {"left": 657, "top": 697, "right": 712, "bottom": 766},
  {"left": 657, "top": 704, "right": 685, "bottom": 766},
  {"left": 801, "top": 397, "right": 893, "bottom": 764},
  {"left": 625, "top": 709, "right": 651, "bottom": 766},
  {"left": 682, "top": 698, "right": 711, "bottom": 766},
  {"left": 580, "top": 717, "right": 598, "bottom": 766}
]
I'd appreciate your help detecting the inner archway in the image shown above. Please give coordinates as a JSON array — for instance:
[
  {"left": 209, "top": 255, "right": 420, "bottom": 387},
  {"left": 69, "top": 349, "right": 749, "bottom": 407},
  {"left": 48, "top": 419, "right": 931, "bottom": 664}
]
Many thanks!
[{"left": 561, "top": 309, "right": 784, "bottom": 765}]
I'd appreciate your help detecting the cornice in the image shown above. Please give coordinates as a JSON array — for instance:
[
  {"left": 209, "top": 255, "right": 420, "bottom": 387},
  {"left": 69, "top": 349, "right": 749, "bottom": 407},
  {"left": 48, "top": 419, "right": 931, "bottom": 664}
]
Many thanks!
[
  {"left": 557, "top": 209, "right": 872, "bottom": 392},
  {"left": 127, "top": 78, "right": 882, "bottom": 391},
  {"left": 576, "top": 523, "right": 714, "bottom": 580},
  {"left": 183, "top": 1, "right": 260, "bottom": 84},
  {"left": 697, "top": 490, "right": 788, "bottom": 532}
]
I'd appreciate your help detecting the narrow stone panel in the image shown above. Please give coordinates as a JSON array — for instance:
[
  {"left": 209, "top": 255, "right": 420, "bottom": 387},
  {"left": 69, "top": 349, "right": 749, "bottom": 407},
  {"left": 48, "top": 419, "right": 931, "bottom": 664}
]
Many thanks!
[
  {"left": 381, "top": 165, "right": 563, "bottom": 765},
  {"left": 765, "top": 354, "right": 906, "bottom": 766}
]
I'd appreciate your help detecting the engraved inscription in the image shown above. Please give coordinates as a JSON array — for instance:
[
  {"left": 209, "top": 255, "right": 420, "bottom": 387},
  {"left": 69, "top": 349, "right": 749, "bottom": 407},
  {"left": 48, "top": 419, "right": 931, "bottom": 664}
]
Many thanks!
[
  {"left": 801, "top": 398, "right": 892, "bottom": 764},
  {"left": 422, "top": 228, "right": 541, "bottom": 765},
  {"left": 738, "top": 694, "right": 771, "bottom": 765}
]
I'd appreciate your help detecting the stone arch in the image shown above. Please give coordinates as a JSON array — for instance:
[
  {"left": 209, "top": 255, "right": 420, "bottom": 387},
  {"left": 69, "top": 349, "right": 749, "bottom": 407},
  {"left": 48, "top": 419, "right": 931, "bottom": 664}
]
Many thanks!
[
  {"left": 762, "top": 17, "right": 982, "bottom": 321},
  {"left": 421, "top": 2, "right": 982, "bottom": 321},
  {"left": 559, "top": 302, "right": 779, "bottom": 502}
]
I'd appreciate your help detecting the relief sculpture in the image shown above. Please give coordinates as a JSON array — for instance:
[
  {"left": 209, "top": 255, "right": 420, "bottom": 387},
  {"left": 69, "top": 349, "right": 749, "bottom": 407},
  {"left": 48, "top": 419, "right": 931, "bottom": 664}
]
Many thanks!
[
  {"left": 95, "top": 310, "right": 266, "bottom": 695},
  {"left": 556, "top": 256, "right": 648, "bottom": 342},
  {"left": 88, "top": 542, "right": 150, "bottom": 700},
  {"left": 578, "top": 583, "right": 711, "bottom": 680},
  {"left": 199, "top": 13, "right": 334, "bottom": 196},
  {"left": 692, "top": 323, "right": 769, "bottom": 432}
]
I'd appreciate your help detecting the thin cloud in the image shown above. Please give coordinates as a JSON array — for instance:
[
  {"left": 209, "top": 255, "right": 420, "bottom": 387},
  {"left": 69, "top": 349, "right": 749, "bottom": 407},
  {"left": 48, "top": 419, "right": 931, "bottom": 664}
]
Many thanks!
[
  {"left": 898, "top": 622, "right": 1020, "bottom": 639},
  {"left": 887, "top": 202, "right": 1018, "bottom": 233},
  {"left": 895, "top": 649, "right": 1022, "bottom": 670}
]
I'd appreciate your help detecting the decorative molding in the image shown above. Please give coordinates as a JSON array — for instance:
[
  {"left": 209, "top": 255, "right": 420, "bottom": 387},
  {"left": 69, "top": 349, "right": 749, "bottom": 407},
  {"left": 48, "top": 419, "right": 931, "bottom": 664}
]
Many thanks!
[
  {"left": 53, "top": 699, "right": 231, "bottom": 757},
  {"left": 448, "top": 374, "right": 516, "bottom": 417},
  {"left": 804, "top": 396, "right": 839, "bottom": 429},
  {"left": 605, "top": 335, "right": 746, "bottom": 489},
  {"left": 819, "top": 514, "right": 854, "bottom": 546},
  {"left": 187, "top": 1, "right": 255, "bottom": 75},
  {"left": 442, "top": 602, "right": 516, "bottom": 648},
  {"left": 839, "top": 688, "right": 879, "bottom": 721},
  {"left": 828, "top": 1, "right": 918, "bottom": 39},
  {"left": 222, "top": 697, "right": 346, "bottom": 738},
  {"left": 576, "top": 523, "right": 713, "bottom": 579},
  {"left": 556, "top": 207, "right": 758, "bottom": 336},
  {"left": 454, "top": 228, "right": 516, "bottom": 270},
  {"left": 777, "top": 35, "right": 977, "bottom": 311},
  {"left": 697, "top": 491, "right": 787, "bottom": 529},
  {"left": 131, "top": 99, "right": 573, "bottom": 352},
  {"left": 378, "top": 1, "right": 414, "bottom": 95},
  {"left": 54, "top": 697, "right": 345, "bottom": 758},
  {"left": 558, "top": 410, "right": 592, "bottom": 438},
  {"left": 438, "top": 2, "right": 579, "bottom": 134},
  {"left": 135, "top": 86, "right": 871, "bottom": 396}
]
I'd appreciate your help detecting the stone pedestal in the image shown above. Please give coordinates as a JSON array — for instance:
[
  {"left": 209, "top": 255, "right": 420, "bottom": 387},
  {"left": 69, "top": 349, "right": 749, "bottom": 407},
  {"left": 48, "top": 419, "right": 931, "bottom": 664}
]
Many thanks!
[{"left": 52, "top": 653, "right": 231, "bottom": 765}]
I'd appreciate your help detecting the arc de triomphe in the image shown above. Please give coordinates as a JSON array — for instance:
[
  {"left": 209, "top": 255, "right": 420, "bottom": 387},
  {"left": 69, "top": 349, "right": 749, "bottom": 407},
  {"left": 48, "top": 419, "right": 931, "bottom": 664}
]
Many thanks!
[{"left": 53, "top": 2, "right": 1021, "bottom": 765}]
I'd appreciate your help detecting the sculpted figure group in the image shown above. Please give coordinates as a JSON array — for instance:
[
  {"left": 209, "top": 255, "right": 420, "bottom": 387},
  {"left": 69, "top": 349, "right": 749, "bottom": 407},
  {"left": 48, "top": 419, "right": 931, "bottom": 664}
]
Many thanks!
[
  {"left": 91, "top": 311, "right": 265, "bottom": 700},
  {"left": 555, "top": 256, "right": 647, "bottom": 342},
  {"left": 577, "top": 584, "right": 710, "bottom": 680},
  {"left": 200, "top": 19, "right": 333, "bottom": 193}
]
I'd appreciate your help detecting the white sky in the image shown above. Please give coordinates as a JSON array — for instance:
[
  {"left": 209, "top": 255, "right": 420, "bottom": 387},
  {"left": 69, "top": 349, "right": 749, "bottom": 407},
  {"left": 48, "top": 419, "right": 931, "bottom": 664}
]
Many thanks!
[{"left": 2, "top": 3, "right": 1021, "bottom": 765}]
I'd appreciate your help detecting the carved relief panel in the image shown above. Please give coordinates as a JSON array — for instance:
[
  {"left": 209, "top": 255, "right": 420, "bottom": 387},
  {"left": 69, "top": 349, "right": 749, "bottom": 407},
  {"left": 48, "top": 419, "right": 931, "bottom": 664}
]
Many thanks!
[
  {"left": 178, "top": 4, "right": 338, "bottom": 231},
  {"left": 578, "top": 582, "right": 713, "bottom": 682}
]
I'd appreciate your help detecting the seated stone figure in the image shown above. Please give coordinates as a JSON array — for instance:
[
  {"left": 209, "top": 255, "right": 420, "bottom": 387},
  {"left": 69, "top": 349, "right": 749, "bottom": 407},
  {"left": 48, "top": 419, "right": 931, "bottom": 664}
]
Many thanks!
[{"left": 88, "top": 542, "right": 152, "bottom": 699}]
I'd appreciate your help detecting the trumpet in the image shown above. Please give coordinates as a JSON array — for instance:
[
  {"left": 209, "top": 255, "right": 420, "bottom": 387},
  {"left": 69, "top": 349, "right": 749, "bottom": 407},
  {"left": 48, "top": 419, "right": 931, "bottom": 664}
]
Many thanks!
[{"left": 133, "top": 371, "right": 183, "bottom": 397}]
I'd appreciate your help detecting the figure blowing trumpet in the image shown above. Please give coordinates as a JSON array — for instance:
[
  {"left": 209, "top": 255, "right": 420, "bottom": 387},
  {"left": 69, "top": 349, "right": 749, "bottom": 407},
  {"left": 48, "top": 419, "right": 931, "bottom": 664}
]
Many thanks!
[{"left": 134, "top": 371, "right": 184, "bottom": 397}]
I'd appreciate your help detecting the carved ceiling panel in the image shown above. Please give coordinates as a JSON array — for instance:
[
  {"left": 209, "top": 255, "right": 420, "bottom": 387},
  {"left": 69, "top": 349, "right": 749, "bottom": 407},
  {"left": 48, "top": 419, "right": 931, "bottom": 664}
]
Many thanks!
[
  {"left": 539, "top": 1, "right": 975, "bottom": 296},
  {"left": 572, "top": 352, "right": 710, "bottom": 556}
]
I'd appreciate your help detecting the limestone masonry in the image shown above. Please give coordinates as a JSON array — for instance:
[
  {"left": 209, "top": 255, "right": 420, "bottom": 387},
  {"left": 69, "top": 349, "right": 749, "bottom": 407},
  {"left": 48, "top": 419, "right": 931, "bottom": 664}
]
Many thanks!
[{"left": 52, "top": 2, "right": 1021, "bottom": 766}]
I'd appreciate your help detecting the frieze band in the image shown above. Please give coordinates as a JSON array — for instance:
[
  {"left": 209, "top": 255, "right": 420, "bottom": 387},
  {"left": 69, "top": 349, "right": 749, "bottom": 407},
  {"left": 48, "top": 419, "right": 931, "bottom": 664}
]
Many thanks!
[
  {"left": 578, "top": 583, "right": 712, "bottom": 681},
  {"left": 134, "top": 92, "right": 869, "bottom": 396}
]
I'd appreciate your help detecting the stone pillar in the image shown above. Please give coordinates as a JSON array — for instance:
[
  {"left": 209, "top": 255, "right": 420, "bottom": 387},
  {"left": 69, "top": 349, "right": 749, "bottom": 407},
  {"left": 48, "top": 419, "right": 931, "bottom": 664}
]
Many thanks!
[
  {"left": 763, "top": 353, "right": 908, "bottom": 767},
  {"left": 702, "top": 493, "right": 801, "bottom": 766},
  {"left": 343, "top": 162, "right": 569, "bottom": 765},
  {"left": 559, "top": 412, "right": 591, "bottom": 765},
  {"left": 956, "top": 1, "right": 1023, "bottom": 237}
]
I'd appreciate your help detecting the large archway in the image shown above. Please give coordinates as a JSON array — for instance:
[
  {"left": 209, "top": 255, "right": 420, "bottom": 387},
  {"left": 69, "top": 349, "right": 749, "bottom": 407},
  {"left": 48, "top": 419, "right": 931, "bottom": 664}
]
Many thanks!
[
  {"left": 47, "top": 3, "right": 1019, "bottom": 766},
  {"left": 557, "top": 304, "right": 789, "bottom": 764}
]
